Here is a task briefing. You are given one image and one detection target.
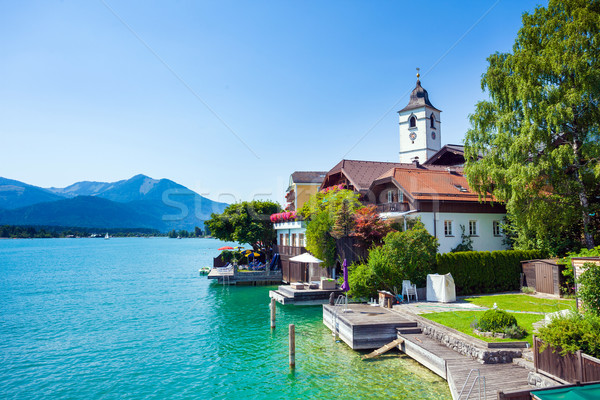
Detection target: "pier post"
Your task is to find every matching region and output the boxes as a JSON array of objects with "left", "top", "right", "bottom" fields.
[
  {"left": 289, "top": 324, "right": 295, "bottom": 369},
  {"left": 270, "top": 298, "right": 276, "bottom": 329}
]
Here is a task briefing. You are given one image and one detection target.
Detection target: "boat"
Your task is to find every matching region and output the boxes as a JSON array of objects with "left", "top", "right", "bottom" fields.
[
  {"left": 199, "top": 267, "right": 211, "bottom": 275},
  {"left": 105, "top": 233, "right": 109, "bottom": 240}
]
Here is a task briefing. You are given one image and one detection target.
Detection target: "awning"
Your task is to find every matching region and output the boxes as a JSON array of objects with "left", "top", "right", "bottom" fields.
[{"left": 531, "top": 383, "right": 600, "bottom": 400}]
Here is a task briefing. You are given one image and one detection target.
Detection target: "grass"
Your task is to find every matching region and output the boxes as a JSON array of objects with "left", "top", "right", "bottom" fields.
[
  {"left": 423, "top": 310, "right": 544, "bottom": 345},
  {"left": 463, "top": 294, "right": 575, "bottom": 314}
]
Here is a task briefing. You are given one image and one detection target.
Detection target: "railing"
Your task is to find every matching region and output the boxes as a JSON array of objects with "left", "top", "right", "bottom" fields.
[
  {"left": 375, "top": 202, "right": 410, "bottom": 213},
  {"left": 278, "top": 245, "right": 307, "bottom": 257}
]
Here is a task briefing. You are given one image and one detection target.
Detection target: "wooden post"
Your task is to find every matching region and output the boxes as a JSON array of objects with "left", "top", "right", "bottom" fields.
[
  {"left": 270, "top": 298, "right": 276, "bottom": 329},
  {"left": 289, "top": 324, "right": 296, "bottom": 369}
]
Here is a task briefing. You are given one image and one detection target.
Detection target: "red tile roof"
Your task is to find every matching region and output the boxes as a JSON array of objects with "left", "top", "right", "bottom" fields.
[{"left": 374, "top": 167, "right": 494, "bottom": 202}]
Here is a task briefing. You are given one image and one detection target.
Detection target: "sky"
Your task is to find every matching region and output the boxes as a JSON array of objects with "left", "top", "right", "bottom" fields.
[{"left": 0, "top": 0, "right": 544, "bottom": 205}]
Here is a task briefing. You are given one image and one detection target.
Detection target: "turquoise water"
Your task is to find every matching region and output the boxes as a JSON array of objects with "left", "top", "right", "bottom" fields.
[{"left": 0, "top": 238, "right": 450, "bottom": 399}]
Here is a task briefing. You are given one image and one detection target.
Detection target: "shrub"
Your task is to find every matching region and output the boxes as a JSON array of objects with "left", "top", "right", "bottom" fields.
[
  {"left": 502, "top": 324, "right": 527, "bottom": 339},
  {"left": 436, "top": 250, "right": 547, "bottom": 295},
  {"left": 476, "top": 309, "right": 517, "bottom": 333},
  {"left": 536, "top": 312, "right": 600, "bottom": 357},
  {"left": 347, "top": 262, "right": 377, "bottom": 299},
  {"left": 577, "top": 262, "right": 600, "bottom": 316}
]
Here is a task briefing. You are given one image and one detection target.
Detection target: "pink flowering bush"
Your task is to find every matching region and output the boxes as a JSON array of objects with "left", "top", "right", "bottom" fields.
[{"left": 270, "top": 211, "right": 299, "bottom": 223}]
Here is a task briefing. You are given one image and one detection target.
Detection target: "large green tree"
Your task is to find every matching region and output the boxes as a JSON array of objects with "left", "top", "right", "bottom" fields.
[
  {"left": 464, "top": 0, "right": 600, "bottom": 253},
  {"left": 300, "top": 188, "right": 361, "bottom": 267},
  {"left": 204, "top": 200, "right": 280, "bottom": 251}
]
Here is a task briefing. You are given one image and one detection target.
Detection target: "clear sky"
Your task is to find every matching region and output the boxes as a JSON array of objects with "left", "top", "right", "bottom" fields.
[{"left": 0, "top": 0, "right": 543, "bottom": 205}]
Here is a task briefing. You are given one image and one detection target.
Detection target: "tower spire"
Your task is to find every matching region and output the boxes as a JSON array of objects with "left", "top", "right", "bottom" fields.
[{"left": 416, "top": 67, "right": 420, "bottom": 83}]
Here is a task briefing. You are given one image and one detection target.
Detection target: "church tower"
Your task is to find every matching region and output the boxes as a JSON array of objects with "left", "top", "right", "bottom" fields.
[{"left": 398, "top": 72, "right": 442, "bottom": 163}]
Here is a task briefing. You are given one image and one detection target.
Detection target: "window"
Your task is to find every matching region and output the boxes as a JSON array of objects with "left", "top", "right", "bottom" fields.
[
  {"left": 444, "top": 220, "right": 453, "bottom": 237},
  {"left": 493, "top": 221, "right": 502, "bottom": 236},
  {"left": 430, "top": 114, "right": 435, "bottom": 128},
  {"left": 398, "top": 190, "right": 404, "bottom": 203},
  {"left": 469, "top": 220, "right": 478, "bottom": 236},
  {"left": 299, "top": 233, "right": 305, "bottom": 247},
  {"left": 285, "top": 234, "right": 290, "bottom": 246},
  {"left": 409, "top": 115, "right": 416, "bottom": 128},
  {"left": 291, "top": 234, "right": 296, "bottom": 247},
  {"left": 387, "top": 190, "right": 393, "bottom": 203},
  {"left": 279, "top": 234, "right": 283, "bottom": 245}
]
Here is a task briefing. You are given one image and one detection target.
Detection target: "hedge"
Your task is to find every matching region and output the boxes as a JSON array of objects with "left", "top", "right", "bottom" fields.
[{"left": 435, "top": 250, "right": 547, "bottom": 295}]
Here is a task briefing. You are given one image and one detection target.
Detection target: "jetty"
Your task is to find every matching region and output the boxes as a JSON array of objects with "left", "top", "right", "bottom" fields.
[
  {"left": 323, "top": 303, "right": 547, "bottom": 399},
  {"left": 270, "top": 284, "right": 343, "bottom": 305},
  {"left": 207, "top": 267, "right": 282, "bottom": 285}
]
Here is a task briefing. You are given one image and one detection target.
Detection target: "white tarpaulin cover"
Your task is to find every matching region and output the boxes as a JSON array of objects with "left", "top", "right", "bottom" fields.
[{"left": 426, "top": 273, "right": 456, "bottom": 303}]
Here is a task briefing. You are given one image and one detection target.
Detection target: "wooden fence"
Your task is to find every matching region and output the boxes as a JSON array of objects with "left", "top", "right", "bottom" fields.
[{"left": 533, "top": 336, "right": 600, "bottom": 384}]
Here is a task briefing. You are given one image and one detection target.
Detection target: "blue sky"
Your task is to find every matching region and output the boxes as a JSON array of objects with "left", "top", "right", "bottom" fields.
[{"left": 0, "top": 0, "right": 542, "bottom": 204}]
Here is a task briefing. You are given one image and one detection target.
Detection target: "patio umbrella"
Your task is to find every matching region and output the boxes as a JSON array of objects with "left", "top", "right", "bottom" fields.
[
  {"left": 218, "top": 246, "right": 234, "bottom": 251},
  {"left": 289, "top": 253, "right": 323, "bottom": 263},
  {"left": 243, "top": 250, "right": 261, "bottom": 257}
]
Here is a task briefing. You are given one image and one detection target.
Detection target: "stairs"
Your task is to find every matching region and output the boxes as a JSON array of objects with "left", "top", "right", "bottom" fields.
[{"left": 396, "top": 322, "right": 422, "bottom": 335}]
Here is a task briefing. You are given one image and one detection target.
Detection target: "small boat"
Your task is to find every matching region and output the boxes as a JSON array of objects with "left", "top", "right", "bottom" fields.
[
  {"left": 105, "top": 233, "right": 110, "bottom": 240},
  {"left": 199, "top": 267, "right": 211, "bottom": 275}
]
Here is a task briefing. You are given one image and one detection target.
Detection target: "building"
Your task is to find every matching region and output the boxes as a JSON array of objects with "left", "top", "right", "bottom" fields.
[
  {"left": 398, "top": 74, "right": 442, "bottom": 164},
  {"left": 274, "top": 76, "right": 507, "bottom": 276},
  {"left": 284, "top": 171, "right": 327, "bottom": 212},
  {"left": 369, "top": 166, "right": 505, "bottom": 253}
]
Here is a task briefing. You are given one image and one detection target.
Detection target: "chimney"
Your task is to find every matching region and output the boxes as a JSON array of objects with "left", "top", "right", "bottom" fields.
[{"left": 412, "top": 157, "right": 420, "bottom": 168}]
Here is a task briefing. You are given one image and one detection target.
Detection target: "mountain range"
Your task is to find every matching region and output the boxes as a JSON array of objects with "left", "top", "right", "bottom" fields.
[{"left": 0, "top": 175, "right": 228, "bottom": 232}]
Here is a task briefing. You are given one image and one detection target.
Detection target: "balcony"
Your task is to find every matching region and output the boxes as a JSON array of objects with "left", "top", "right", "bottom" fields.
[
  {"left": 376, "top": 202, "right": 410, "bottom": 213},
  {"left": 279, "top": 245, "right": 307, "bottom": 257}
]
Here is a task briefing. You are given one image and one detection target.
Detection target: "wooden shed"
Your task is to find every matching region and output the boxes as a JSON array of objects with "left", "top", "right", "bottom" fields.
[{"left": 521, "top": 259, "right": 564, "bottom": 296}]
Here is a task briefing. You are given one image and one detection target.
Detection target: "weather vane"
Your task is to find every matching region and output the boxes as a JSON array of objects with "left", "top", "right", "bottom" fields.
[{"left": 416, "top": 67, "right": 420, "bottom": 79}]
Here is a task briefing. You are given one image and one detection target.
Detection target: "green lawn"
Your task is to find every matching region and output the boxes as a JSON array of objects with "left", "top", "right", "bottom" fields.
[
  {"left": 463, "top": 294, "right": 575, "bottom": 313},
  {"left": 423, "top": 311, "right": 544, "bottom": 345}
]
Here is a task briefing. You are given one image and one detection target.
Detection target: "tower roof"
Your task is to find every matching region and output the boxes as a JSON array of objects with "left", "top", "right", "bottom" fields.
[{"left": 398, "top": 79, "right": 441, "bottom": 113}]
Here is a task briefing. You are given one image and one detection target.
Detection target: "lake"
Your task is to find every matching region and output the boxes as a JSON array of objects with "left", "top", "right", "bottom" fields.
[{"left": 0, "top": 238, "right": 450, "bottom": 399}]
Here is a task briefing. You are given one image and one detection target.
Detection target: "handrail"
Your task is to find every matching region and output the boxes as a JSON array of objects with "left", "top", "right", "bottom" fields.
[{"left": 458, "top": 369, "right": 486, "bottom": 399}]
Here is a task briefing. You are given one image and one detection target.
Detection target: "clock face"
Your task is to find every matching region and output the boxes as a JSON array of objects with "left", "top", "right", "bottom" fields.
[
  {"left": 432, "top": 132, "right": 436, "bottom": 140},
  {"left": 409, "top": 132, "right": 417, "bottom": 141}
]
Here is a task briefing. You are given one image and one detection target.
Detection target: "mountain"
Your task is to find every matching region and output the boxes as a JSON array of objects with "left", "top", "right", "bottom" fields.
[
  {"left": 0, "top": 177, "right": 64, "bottom": 209},
  {"left": 0, "top": 196, "right": 166, "bottom": 230},
  {"left": 0, "top": 175, "right": 229, "bottom": 232}
]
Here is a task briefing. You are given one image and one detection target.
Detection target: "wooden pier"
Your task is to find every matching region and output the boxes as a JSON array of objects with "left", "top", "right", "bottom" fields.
[
  {"left": 399, "top": 331, "right": 532, "bottom": 399},
  {"left": 322, "top": 304, "right": 537, "bottom": 399},
  {"left": 207, "top": 268, "right": 282, "bottom": 285},
  {"left": 270, "top": 285, "right": 343, "bottom": 305},
  {"left": 322, "top": 304, "right": 417, "bottom": 349}
]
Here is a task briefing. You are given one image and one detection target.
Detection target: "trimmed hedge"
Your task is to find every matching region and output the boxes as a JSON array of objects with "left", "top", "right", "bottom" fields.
[{"left": 435, "top": 250, "right": 547, "bottom": 295}]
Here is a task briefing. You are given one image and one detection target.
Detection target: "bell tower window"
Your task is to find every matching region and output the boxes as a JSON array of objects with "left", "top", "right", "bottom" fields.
[
  {"left": 409, "top": 115, "right": 416, "bottom": 128},
  {"left": 430, "top": 114, "right": 435, "bottom": 128}
]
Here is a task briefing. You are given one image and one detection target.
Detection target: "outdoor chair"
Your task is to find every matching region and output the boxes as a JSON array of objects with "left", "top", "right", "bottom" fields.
[{"left": 402, "top": 280, "right": 418, "bottom": 303}]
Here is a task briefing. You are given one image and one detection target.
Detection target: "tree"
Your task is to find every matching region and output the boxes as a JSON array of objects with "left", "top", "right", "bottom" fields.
[
  {"left": 351, "top": 205, "right": 391, "bottom": 250},
  {"left": 194, "top": 226, "right": 203, "bottom": 237},
  {"left": 464, "top": 0, "right": 600, "bottom": 253},
  {"left": 204, "top": 200, "right": 280, "bottom": 251},
  {"left": 577, "top": 262, "right": 600, "bottom": 316},
  {"left": 331, "top": 199, "right": 355, "bottom": 239},
  {"left": 300, "top": 187, "right": 361, "bottom": 267},
  {"left": 347, "top": 219, "right": 438, "bottom": 297}
]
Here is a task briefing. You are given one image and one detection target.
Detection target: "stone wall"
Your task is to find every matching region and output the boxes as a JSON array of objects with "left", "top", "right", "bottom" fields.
[{"left": 416, "top": 318, "right": 523, "bottom": 364}]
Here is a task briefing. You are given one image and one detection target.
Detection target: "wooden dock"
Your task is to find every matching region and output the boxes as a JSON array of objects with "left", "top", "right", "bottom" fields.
[
  {"left": 207, "top": 268, "right": 282, "bottom": 285},
  {"left": 321, "top": 304, "right": 537, "bottom": 399},
  {"left": 270, "top": 285, "right": 343, "bottom": 305},
  {"left": 398, "top": 332, "right": 532, "bottom": 399},
  {"left": 322, "top": 304, "right": 417, "bottom": 349}
]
